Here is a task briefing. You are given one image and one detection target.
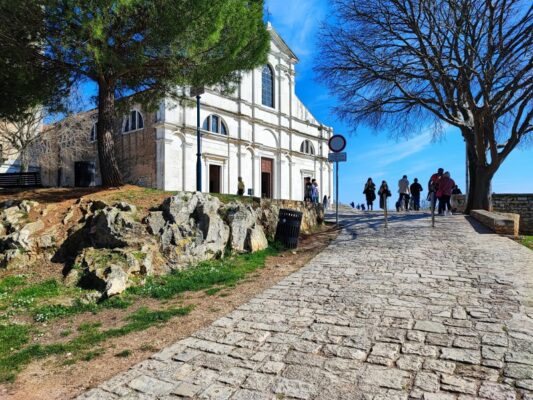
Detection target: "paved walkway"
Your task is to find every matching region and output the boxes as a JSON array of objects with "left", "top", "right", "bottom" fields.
[{"left": 79, "top": 211, "right": 533, "bottom": 400}]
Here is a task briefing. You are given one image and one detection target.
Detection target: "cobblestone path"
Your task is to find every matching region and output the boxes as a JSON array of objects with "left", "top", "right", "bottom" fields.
[{"left": 79, "top": 212, "right": 533, "bottom": 400}]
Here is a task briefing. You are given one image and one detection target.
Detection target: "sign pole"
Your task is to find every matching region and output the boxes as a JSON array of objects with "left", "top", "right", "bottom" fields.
[
  {"left": 327, "top": 134, "right": 347, "bottom": 228},
  {"left": 335, "top": 160, "right": 339, "bottom": 226},
  {"left": 431, "top": 191, "right": 436, "bottom": 228},
  {"left": 384, "top": 195, "right": 388, "bottom": 228}
]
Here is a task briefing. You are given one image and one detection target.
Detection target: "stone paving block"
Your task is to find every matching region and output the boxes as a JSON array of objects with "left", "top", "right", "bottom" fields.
[
  {"left": 403, "top": 343, "right": 439, "bottom": 357},
  {"left": 127, "top": 375, "right": 175, "bottom": 396},
  {"left": 415, "top": 372, "right": 440, "bottom": 392},
  {"left": 198, "top": 383, "right": 235, "bottom": 400},
  {"left": 478, "top": 381, "right": 516, "bottom": 400},
  {"left": 172, "top": 382, "right": 202, "bottom": 397},
  {"left": 423, "top": 360, "right": 456, "bottom": 375},
  {"left": 272, "top": 377, "right": 317, "bottom": 400},
  {"left": 359, "top": 365, "right": 411, "bottom": 390},
  {"left": 397, "top": 355, "right": 424, "bottom": 371},
  {"left": 241, "top": 372, "right": 275, "bottom": 391},
  {"left": 441, "top": 348, "right": 481, "bottom": 365},
  {"left": 440, "top": 375, "right": 478, "bottom": 395}
]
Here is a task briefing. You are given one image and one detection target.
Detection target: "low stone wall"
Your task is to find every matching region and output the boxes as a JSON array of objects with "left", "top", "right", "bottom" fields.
[
  {"left": 471, "top": 210, "right": 520, "bottom": 237},
  {"left": 492, "top": 194, "right": 533, "bottom": 235},
  {"left": 254, "top": 198, "right": 324, "bottom": 239}
]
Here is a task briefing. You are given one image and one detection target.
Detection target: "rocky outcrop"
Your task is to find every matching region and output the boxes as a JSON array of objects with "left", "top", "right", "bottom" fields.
[{"left": 1, "top": 192, "right": 323, "bottom": 297}]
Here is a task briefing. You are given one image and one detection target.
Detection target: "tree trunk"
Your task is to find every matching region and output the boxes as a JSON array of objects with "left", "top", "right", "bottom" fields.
[
  {"left": 97, "top": 80, "right": 123, "bottom": 187},
  {"left": 20, "top": 149, "right": 29, "bottom": 172},
  {"left": 466, "top": 161, "right": 494, "bottom": 212}
]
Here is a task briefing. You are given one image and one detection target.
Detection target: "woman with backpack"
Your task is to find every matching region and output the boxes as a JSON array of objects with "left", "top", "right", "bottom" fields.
[{"left": 363, "top": 178, "right": 377, "bottom": 211}]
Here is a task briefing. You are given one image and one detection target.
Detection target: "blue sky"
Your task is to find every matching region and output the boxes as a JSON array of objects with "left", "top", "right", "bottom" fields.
[{"left": 266, "top": 0, "right": 533, "bottom": 204}]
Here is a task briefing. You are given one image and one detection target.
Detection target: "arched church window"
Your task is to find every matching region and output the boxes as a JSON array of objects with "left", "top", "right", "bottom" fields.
[
  {"left": 262, "top": 64, "right": 275, "bottom": 108},
  {"left": 300, "top": 140, "right": 315, "bottom": 155},
  {"left": 203, "top": 115, "right": 228, "bottom": 135}
]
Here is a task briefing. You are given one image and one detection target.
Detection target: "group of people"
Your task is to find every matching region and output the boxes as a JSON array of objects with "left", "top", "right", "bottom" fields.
[
  {"left": 428, "top": 168, "right": 462, "bottom": 215},
  {"left": 304, "top": 177, "right": 321, "bottom": 204},
  {"left": 360, "top": 168, "right": 461, "bottom": 215}
]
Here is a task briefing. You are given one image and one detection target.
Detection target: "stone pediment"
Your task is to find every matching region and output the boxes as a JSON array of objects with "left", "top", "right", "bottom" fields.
[{"left": 267, "top": 23, "right": 299, "bottom": 63}]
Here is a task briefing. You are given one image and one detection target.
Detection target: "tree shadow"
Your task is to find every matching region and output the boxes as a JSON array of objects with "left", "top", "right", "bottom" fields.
[{"left": 0, "top": 187, "right": 108, "bottom": 205}]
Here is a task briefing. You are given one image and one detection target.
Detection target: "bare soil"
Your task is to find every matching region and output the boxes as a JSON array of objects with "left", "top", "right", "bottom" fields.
[{"left": 0, "top": 187, "right": 339, "bottom": 400}]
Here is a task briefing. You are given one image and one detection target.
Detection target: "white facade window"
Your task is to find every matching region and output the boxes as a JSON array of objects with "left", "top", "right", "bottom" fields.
[
  {"left": 124, "top": 110, "right": 144, "bottom": 133},
  {"left": 203, "top": 115, "right": 228, "bottom": 135},
  {"left": 262, "top": 65, "right": 275, "bottom": 108},
  {"left": 300, "top": 140, "right": 315, "bottom": 155},
  {"left": 90, "top": 122, "right": 98, "bottom": 142}
]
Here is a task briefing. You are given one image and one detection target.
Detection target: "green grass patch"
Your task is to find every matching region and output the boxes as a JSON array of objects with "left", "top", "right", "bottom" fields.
[
  {"left": 59, "top": 329, "right": 72, "bottom": 337},
  {"left": 0, "top": 305, "right": 193, "bottom": 383},
  {"left": 205, "top": 288, "right": 222, "bottom": 296},
  {"left": 521, "top": 235, "right": 533, "bottom": 250},
  {"left": 115, "top": 349, "right": 132, "bottom": 358},
  {"left": 0, "top": 276, "right": 27, "bottom": 295},
  {"left": 210, "top": 193, "right": 255, "bottom": 204},
  {"left": 0, "top": 324, "right": 30, "bottom": 356},
  {"left": 129, "top": 246, "right": 280, "bottom": 300}
]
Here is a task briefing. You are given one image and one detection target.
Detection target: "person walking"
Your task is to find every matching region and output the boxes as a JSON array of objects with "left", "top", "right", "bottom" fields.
[
  {"left": 428, "top": 168, "right": 444, "bottom": 211},
  {"left": 437, "top": 172, "right": 455, "bottom": 215},
  {"left": 311, "top": 179, "right": 319, "bottom": 204},
  {"left": 237, "top": 177, "right": 245, "bottom": 196},
  {"left": 398, "top": 175, "right": 410, "bottom": 211},
  {"left": 363, "top": 178, "right": 376, "bottom": 211},
  {"left": 410, "top": 178, "right": 423, "bottom": 211},
  {"left": 378, "top": 181, "right": 392, "bottom": 210}
]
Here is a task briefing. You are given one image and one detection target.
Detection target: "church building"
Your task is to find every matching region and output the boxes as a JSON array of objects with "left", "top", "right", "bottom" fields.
[{"left": 44, "top": 24, "right": 334, "bottom": 201}]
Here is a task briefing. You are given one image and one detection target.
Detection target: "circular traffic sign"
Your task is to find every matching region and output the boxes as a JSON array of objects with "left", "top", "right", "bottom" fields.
[{"left": 328, "top": 134, "right": 347, "bottom": 153}]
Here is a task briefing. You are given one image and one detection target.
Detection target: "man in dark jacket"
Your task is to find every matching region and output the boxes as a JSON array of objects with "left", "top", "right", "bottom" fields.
[{"left": 410, "top": 178, "right": 423, "bottom": 211}]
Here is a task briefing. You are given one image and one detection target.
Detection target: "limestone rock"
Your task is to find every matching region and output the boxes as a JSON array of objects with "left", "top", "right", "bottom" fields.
[
  {"left": 145, "top": 211, "right": 166, "bottom": 235},
  {"left": 162, "top": 193, "right": 200, "bottom": 225},
  {"left": 225, "top": 204, "right": 257, "bottom": 252},
  {"left": 87, "top": 205, "right": 137, "bottom": 248},
  {"left": 105, "top": 264, "right": 129, "bottom": 297},
  {"left": 246, "top": 225, "right": 268, "bottom": 252}
]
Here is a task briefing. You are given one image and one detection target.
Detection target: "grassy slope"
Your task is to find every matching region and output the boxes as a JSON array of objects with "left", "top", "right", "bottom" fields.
[{"left": 0, "top": 246, "right": 279, "bottom": 383}]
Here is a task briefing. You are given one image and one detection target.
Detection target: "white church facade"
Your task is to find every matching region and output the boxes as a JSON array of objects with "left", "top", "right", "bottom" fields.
[
  {"left": 43, "top": 25, "right": 334, "bottom": 202},
  {"left": 155, "top": 25, "right": 333, "bottom": 200}
]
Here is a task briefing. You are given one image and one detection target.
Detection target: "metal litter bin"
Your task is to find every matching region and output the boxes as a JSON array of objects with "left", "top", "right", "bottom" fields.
[{"left": 275, "top": 209, "right": 303, "bottom": 249}]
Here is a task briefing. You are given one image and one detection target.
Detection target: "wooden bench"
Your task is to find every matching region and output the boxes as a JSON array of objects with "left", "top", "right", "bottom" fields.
[
  {"left": 0, "top": 172, "right": 42, "bottom": 188},
  {"left": 470, "top": 209, "right": 520, "bottom": 237}
]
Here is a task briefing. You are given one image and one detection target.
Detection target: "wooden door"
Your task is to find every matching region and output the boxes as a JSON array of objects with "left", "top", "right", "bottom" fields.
[
  {"left": 261, "top": 158, "right": 273, "bottom": 198},
  {"left": 209, "top": 165, "right": 221, "bottom": 193}
]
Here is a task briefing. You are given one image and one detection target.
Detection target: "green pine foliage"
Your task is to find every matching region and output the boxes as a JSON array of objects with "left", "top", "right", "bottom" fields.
[{"left": 0, "top": 0, "right": 270, "bottom": 184}]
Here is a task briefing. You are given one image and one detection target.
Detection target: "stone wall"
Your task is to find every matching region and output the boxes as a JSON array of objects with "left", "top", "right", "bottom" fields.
[
  {"left": 493, "top": 194, "right": 533, "bottom": 235},
  {"left": 470, "top": 210, "right": 520, "bottom": 237},
  {"left": 256, "top": 198, "right": 324, "bottom": 238}
]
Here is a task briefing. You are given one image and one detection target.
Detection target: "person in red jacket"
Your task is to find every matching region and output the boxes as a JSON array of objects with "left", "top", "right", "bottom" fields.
[{"left": 437, "top": 172, "right": 455, "bottom": 215}]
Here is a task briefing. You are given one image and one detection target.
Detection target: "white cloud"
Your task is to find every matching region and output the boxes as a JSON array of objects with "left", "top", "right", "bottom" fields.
[{"left": 358, "top": 131, "right": 434, "bottom": 168}]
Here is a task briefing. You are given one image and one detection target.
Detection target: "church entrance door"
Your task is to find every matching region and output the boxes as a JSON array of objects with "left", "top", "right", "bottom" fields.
[
  {"left": 209, "top": 164, "right": 221, "bottom": 194},
  {"left": 261, "top": 158, "right": 273, "bottom": 199}
]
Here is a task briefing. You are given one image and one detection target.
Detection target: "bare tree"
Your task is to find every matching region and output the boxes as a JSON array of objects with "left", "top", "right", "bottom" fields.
[
  {"left": 317, "top": 0, "right": 532, "bottom": 211},
  {"left": 0, "top": 110, "right": 43, "bottom": 172}
]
